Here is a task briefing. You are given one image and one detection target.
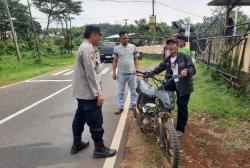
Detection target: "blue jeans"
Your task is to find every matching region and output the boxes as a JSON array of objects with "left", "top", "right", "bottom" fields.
[{"left": 117, "top": 73, "right": 137, "bottom": 109}]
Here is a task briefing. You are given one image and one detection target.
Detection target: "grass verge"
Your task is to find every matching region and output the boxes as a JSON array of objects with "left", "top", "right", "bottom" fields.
[
  {"left": 139, "top": 54, "right": 163, "bottom": 68},
  {"left": 0, "top": 53, "right": 75, "bottom": 87},
  {"left": 189, "top": 64, "right": 250, "bottom": 122}
]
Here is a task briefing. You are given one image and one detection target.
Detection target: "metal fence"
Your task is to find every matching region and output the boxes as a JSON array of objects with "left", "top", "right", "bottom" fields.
[
  {"left": 194, "top": 33, "right": 249, "bottom": 80},
  {"left": 190, "top": 19, "right": 250, "bottom": 82},
  {"left": 195, "top": 15, "right": 250, "bottom": 38}
]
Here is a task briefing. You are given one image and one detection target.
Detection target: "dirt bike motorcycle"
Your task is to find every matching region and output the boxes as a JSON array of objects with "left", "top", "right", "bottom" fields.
[{"left": 134, "top": 71, "right": 180, "bottom": 168}]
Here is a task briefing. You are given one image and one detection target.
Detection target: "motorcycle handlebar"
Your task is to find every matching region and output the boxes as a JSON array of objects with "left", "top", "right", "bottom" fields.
[
  {"left": 136, "top": 71, "right": 182, "bottom": 79},
  {"left": 136, "top": 71, "right": 146, "bottom": 75}
]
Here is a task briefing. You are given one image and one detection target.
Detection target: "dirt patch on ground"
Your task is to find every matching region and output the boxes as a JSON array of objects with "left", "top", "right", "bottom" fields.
[
  {"left": 120, "top": 112, "right": 250, "bottom": 168},
  {"left": 120, "top": 111, "right": 162, "bottom": 168},
  {"left": 179, "top": 123, "right": 250, "bottom": 168}
]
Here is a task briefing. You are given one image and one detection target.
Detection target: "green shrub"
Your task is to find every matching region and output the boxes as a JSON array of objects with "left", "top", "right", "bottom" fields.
[
  {"left": 73, "top": 37, "right": 82, "bottom": 47},
  {"left": 41, "top": 39, "right": 59, "bottom": 56},
  {"left": 17, "top": 39, "right": 27, "bottom": 52},
  {"left": 54, "top": 37, "right": 65, "bottom": 50},
  {"left": 5, "top": 40, "right": 15, "bottom": 54},
  {"left": 0, "top": 41, "right": 7, "bottom": 55}
]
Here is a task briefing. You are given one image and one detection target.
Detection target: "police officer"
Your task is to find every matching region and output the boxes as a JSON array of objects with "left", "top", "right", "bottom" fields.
[{"left": 71, "top": 25, "right": 116, "bottom": 158}]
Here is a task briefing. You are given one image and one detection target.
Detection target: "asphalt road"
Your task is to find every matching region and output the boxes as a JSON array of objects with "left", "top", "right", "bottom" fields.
[{"left": 0, "top": 63, "right": 129, "bottom": 168}]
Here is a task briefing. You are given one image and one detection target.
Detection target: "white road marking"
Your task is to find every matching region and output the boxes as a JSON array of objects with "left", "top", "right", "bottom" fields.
[
  {"left": 103, "top": 92, "right": 130, "bottom": 168},
  {"left": 25, "top": 80, "right": 72, "bottom": 83},
  {"left": 101, "top": 68, "right": 110, "bottom": 75},
  {"left": 52, "top": 69, "right": 71, "bottom": 76},
  {"left": 0, "top": 85, "right": 72, "bottom": 125},
  {"left": 63, "top": 70, "right": 74, "bottom": 76},
  {"left": 0, "top": 67, "right": 73, "bottom": 90}
]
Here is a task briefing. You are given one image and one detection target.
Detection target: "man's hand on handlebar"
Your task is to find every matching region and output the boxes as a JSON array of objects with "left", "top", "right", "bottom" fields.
[
  {"left": 144, "top": 71, "right": 154, "bottom": 77},
  {"left": 181, "top": 69, "right": 188, "bottom": 77}
]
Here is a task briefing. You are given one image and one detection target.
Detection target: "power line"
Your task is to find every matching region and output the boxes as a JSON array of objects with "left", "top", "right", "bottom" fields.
[
  {"left": 98, "top": 0, "right": 151, "bottom": 3},
  {"left": 156, "top": 1, "right": 204, "bottom": 18},
  {"left": 154, "top": 2, "right": 163, "bottom": 23}
]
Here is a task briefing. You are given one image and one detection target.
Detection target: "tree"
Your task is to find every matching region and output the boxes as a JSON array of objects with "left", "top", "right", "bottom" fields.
[
  {"left": 0, "top": 0, "right": 31, "bottom": 40},
  {"left": 135, "top": 18, "right": 149, "bottom": 35},
  {"left": 55, "top": 0, "right": 83, "bottom": 53},
  {"left": 33, "top": 0, "right": 83, "bottom": 52},
  {"left": 32, "top": 0, "right": 67, "bottom": 37}
]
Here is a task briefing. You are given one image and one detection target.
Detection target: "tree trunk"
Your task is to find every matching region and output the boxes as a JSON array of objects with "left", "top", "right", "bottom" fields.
[
  {"left": 65, "top": 20, "right": 70, "bottom": 54},
  {"left": 3, "top": 0, "right": 21, "bottom": 61},
  {"left": 60, "top": 20, "right": 67, "bottom": 52},
  {"left": 27, "top": 0, "right": 41, "bottom": 62},
  {"left": 4, "top": 17, "right": 7, "bottom": 42},
  {"left": 44, "top": 15, "right": 51, "bottom": 38},
  {"left": 69, "top": 18, "right": 73, "bottom": 53}
]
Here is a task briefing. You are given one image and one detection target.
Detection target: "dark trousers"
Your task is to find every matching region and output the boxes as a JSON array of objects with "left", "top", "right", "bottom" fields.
[
  {"left": 164, "top": 80, "right": 190, "bottom": 133},
  {"left": 72, "top": 99, "right": 104, "bottom": 143}
]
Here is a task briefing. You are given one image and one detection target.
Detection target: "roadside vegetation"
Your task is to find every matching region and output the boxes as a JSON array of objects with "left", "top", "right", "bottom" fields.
[
  {"left": 0, "top": 40, "right": 75, "bottom": 87},
  {"left": 0, "top": 53, "right": 75, "bottom": 87},
  {"left": 190, "top": 64, "right": 250, "bottom": 121}
]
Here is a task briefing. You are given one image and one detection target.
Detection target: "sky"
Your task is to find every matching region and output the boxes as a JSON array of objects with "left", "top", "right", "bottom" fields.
[{"left": 20, "top": 0, "right": 250, "bottom": 29}]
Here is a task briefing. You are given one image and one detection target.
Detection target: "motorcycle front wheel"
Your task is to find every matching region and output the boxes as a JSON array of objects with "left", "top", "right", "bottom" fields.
[
  {"left": 134, "top": 94, "right": 142, "bottom": 120},
  {"left": 161, "top": 121, "right": 180, "bottom": 168}
]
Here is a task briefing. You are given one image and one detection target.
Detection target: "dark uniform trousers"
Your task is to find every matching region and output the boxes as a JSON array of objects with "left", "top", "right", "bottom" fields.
[
  {"left": 72, "top": 99, "right": 104, "bottom": 143},
  {"left": 163, "top": 79, "right": 190, "bottom": 133}
]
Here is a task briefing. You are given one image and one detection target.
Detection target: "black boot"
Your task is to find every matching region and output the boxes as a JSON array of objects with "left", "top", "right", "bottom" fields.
[
  {"left": 93, "top": 140, "right": 116, "bottom": 159},
  {"left": 71, "top": 136, "right": 89, "bottom": 154}
]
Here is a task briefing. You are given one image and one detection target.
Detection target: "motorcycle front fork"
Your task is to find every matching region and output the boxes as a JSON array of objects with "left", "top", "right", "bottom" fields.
[
  {"left": 158, "top": 117, "right": 165, "bottom": 149},
  {"left": 158, "top": 114, "right": 173, "bottom": 149}
]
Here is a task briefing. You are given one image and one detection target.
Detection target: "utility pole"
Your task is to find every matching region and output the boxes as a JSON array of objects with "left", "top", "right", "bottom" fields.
[
  {"left": 3, "top": 0, "right": 21, "bottom": 61},
  {"left": 152, "top": 0, "right": 155, "bottom": 16},
  {"left": 185, "top": 17, "right": 191, "bottom": 44},
  {"left": 152, "top": 0, "right": 156, "bottom": 44},
  {"left": 123, "top": 19, "right": 128, "bottom": 30},
  {"left": 27, "top": 0, "right": 41, "bottom": 62}
]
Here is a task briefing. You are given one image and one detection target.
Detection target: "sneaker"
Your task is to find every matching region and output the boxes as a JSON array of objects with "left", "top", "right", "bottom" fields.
[{"left": 115, "top": 108, "right": 123, "bottom": 114}]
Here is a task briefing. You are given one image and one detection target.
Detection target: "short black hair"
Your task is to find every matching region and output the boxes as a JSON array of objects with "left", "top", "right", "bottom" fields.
[
  {"left": 119, "top": 31, "right": 128, "bottom": 37},
  {"left": 84, "top": 31, "right": 92, "bottom": 38},
  {"left": 166, "top": 38, "right": 178, "bottom": 44}
]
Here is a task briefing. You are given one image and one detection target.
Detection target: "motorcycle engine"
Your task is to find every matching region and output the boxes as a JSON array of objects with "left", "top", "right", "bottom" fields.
[{"left": 140, "top": 103, "right": 157, "bottom": 133}]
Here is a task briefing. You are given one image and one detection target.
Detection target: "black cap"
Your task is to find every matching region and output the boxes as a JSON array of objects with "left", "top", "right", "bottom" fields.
[
  {"left": 85, "top": 25, "right": 102, "bottom": 36},
  {"left": 166, "top": 38, "right": 178, "bottom": 44}
]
